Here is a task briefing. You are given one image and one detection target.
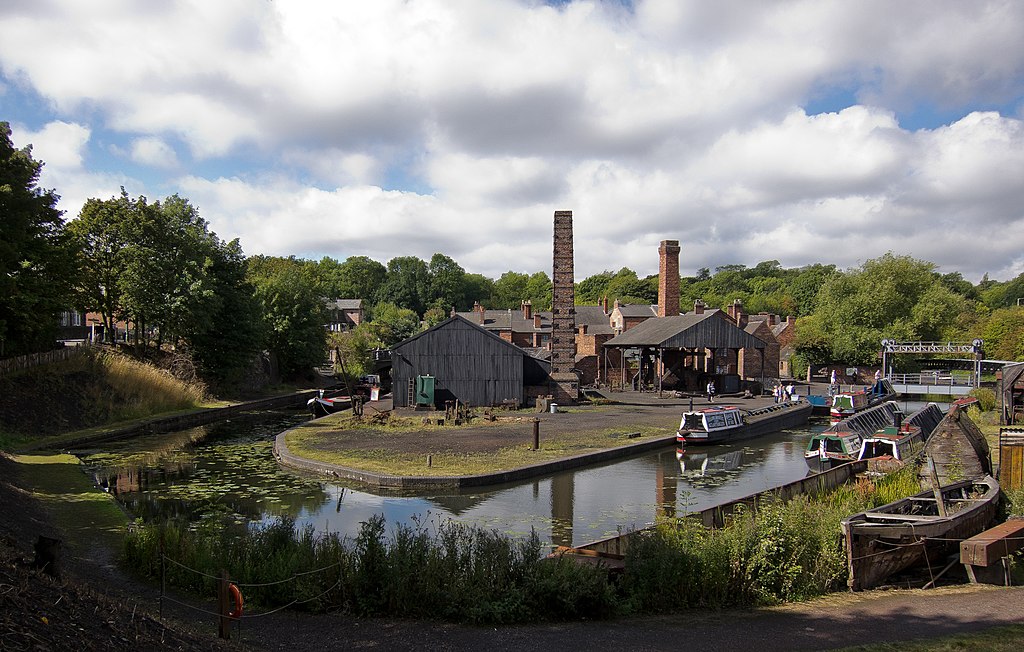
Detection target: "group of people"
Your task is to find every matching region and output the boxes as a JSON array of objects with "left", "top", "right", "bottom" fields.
[{"left": 773, "top": 382, "right": 796, "bottom": 403}]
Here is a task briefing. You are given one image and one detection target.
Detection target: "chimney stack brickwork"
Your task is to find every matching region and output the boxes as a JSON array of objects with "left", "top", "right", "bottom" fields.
[
  {"left": 658, "top": 240, "right": 681, "bottom": 317},
  {"left": 550, "top": 210, "right": 578, "bottom": 403}
]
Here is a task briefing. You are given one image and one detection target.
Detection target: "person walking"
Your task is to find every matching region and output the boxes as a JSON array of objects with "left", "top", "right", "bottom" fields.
[{"left": 707, "top": 380, "right": 716, "bottom": 403}]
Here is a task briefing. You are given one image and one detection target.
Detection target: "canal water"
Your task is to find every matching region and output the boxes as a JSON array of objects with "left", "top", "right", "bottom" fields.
[{"left": 75, "top": 400, "right": 943, "bottom": 547}]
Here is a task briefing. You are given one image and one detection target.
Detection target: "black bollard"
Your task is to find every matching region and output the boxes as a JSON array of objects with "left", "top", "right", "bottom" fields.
[{"left": 532, "top": 418, "right": 540, "bottom": 450}]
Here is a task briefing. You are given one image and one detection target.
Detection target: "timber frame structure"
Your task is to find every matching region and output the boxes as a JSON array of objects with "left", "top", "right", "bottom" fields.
[{"left": 603, "top": 313, "right": 768, "bottom": 394}]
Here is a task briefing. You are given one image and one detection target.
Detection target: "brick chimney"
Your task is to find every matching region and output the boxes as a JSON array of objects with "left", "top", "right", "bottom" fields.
[
  {"left": 602, "top": 296, "right": 609, "bottom": 314},
  {"left": 550, "top": 210, "right": 578, "bottom": 403},
  {"left": 694, "top": 299, "right": 705, "bottom": 315},
  {"left": 522, "top": 300, "right": 533, "bottom": 320},
  {"left": 729, "top": 299, "right": 746, "bottom": 327},
  {"left": 534, "top": 313, "right": 542, "bottom": 329},
  {"left": 473, "top": 301, "right": 485, "bottom": 324},
  {"left": 658, "top": 240, "right": 680, "bottom": 317}
]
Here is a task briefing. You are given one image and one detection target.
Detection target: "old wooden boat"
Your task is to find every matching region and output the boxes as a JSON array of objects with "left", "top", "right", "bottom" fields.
[
  {"left": 830, "top": 379, "right": 898, "bottom": 420},
  {"left": 677, "top": 400, "right": 812, "bottom": 445},
  {"left": 841, "top": 475, "right": 999, "bottom": 591}
]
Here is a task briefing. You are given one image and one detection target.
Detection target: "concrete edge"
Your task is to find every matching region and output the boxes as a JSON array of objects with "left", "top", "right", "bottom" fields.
[{"left": 274, "top": 429, "right": 679, "bottom": 490}]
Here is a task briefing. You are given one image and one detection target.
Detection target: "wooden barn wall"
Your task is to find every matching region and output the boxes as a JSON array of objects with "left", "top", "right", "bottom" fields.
[{"left": 392, "top": 321, "right": 527, "bottom": 408}]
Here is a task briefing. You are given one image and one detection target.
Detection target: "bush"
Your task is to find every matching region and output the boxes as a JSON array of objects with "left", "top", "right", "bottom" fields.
[{"left": 969, "top": 387, "right": 997, "bottom": 412}]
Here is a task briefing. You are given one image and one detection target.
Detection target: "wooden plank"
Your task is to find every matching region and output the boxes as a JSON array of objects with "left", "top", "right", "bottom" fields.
[{"left": 960, "top": 518, "right": 1024, "bottom": 567}]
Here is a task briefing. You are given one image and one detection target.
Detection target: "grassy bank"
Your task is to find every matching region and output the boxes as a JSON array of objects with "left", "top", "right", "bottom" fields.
[
  {"left": 0, "top": 349, "right": 208, "bottom": 449},
  {"left": 284, "top": 411, "right": 673, "bottom": 476},
  {"left": 13, "top": 453, "right": 127, "bottom": 563}
]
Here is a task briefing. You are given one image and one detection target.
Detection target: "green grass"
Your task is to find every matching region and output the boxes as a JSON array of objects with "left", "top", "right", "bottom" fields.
[
  {"left": 284, "top": 414, "right": 672, "bottom": 476},
  {"left": 14, "top": 453, "right": 127, "bottom": 559}
]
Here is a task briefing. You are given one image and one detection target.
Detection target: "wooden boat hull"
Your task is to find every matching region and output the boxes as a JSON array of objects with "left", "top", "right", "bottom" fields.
[
  {"left": 841, "top": 476, "right": 999, "bottom": 591},
  {"left": 679, "top": 401, "right": 812, "bottom": 445}
]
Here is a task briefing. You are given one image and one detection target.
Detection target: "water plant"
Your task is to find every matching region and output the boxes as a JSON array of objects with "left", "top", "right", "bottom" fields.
[{"left": 123, "top": 513, "right": 616, "bottom": 624}]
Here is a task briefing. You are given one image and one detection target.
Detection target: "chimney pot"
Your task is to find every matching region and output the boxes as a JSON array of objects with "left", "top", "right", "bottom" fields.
[{"left": 694, "top": 299, "right": 705, "bottom": 315}]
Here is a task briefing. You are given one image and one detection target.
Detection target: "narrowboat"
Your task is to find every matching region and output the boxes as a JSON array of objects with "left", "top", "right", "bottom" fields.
[
  {"left": 830, "top": 379, "right": 898, "bottom": 420},
  {"left": 804, "top": 429, "right": 863, "bottom": 469},
  {"left": 676, "top": 400, "right": 812, "bottom": 445}
]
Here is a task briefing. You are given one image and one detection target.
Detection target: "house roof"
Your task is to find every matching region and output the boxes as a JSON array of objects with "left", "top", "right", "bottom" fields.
[
  {"left": 604, "top": 311, "right": 769, "bottom": 350},
  {"left": 614, "top": 303, "right": 658, "bottom": 318},
  {"left": 574, "top": 305, "right": 614, "bottom": 335},
  {"left": 454, "top": 309, "right": 551, "bottom": 333},
  {"left": 327, "top": 298, "right": 363, "bottom": 310},
  {"left": 392, "top": 315, "right": 550, "bottom": 367}
]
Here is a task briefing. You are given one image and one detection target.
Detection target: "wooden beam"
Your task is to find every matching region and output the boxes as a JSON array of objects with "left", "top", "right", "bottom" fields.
[{"left": 960, "top": 518, "right": 1024, "bottom": 567}]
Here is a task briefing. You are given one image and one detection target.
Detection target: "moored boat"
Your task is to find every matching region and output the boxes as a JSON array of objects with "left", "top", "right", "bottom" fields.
[
  {"left": 841, "top": 475, "right": 999, "bottom": 591},
  {"left": 804, "top": 428, "right": 863, "bottom": 468},
  {"left": 307, "top": 392, "right": 353, "bottom": 416},
  {"left": 676, "top": 400, "right": 812, "bottom": 445},
  {"left": 856, "top": 417, "right": 926, "bottom": 474},
  {"left": 830, "top": 379, "right": 898, "bottom": 420}
]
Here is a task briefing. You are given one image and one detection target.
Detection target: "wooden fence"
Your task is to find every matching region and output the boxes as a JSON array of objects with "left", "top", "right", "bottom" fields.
[{"left": 0, "top": 347, "right": 85, "bottom": 376}]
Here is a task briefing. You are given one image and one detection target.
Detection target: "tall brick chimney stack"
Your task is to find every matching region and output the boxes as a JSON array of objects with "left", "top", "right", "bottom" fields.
[
  {"left": 550, "top": 210, "right": 578, "bottom": 403},
  {"left": 658, "top": 240, "right": 680, "bottom": 317},
  {"left": 522, "top": 300, "right": 533, "bottom": 320}
]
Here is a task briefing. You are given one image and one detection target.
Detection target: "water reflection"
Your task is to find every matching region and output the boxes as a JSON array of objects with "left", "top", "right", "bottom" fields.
[{"left": 78, "top": 411, "right": 829, "bottom": 547}]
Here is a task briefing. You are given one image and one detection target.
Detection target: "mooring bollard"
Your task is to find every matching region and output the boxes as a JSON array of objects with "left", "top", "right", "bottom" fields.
[
  {"left": 532, "top": 418, "right": 540, "bottom": 450},
  {"left": 427, "top": 454, "right": 432, "bottom": 467}
]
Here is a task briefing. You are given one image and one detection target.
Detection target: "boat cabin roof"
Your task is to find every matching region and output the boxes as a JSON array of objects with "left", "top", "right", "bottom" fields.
[{"left": 863, "top": 424, "right": 921, "bottom": 441}]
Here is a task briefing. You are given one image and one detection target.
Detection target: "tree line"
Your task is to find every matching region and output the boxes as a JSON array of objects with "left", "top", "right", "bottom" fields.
[{"left": 3, "top": 121, "right": 1023, "bottom": 391}]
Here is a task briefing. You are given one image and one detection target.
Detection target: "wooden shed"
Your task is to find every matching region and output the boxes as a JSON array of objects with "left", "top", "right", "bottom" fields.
[
  {"left": 603, "top": 311, "right": 769, "bottom": 393},
  {"left": 390, "top": 315, "right": 551, "bottom": 409}
]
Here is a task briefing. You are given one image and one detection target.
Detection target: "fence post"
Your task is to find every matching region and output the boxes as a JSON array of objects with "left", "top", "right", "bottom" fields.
[{"left": 218, "top": 569, "right": 231, "bottom": 640}]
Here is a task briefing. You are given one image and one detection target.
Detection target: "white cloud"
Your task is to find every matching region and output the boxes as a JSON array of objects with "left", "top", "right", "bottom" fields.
[
  {"left": 130, "top": 136, "right": 179, "bottom": 169},
  {"left": 2, "top": 1, "right": 1023, "bottom": 282}
]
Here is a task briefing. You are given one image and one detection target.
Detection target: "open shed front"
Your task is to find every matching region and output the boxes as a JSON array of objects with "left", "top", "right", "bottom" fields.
[{"left": 603, "top": 313, "right": 769, "bottom": 395}]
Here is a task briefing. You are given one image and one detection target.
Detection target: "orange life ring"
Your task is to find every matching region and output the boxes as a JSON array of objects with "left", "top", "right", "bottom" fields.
[{"left": 227, "top": 583, "right": 244, "bottom": 619}]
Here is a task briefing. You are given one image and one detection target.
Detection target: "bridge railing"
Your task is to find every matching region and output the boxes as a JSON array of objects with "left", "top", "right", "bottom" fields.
[{"left": 888, "top": 371, "right": 976, "bottom": 386}]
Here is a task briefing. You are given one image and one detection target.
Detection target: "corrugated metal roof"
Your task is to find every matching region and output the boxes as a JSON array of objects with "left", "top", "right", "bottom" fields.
[{"left": 605, "top": 313, "right": 768, "bottom": 349}]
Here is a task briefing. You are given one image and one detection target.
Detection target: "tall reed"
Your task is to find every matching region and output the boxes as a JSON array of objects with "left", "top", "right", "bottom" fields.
[
  {"left": 123, "top": 514, "right": 616, "bottom": 624},
  {"left": 621, "top": 468, "right": 922, "bottom": 610}
]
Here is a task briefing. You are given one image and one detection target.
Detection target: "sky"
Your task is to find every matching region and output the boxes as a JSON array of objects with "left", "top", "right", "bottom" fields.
[{"left": 2, "top": 0, "right": 1023, "bottom": 283}]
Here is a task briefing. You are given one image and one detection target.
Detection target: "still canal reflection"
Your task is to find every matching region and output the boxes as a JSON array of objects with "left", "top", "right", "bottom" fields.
[{"left": 74, "top": 404, "right": 933, "bottom": 547}]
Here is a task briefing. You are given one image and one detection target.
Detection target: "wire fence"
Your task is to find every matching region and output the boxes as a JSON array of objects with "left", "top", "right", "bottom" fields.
[{"left": 158, "top": 554, "right": 346, "bottom": 640}]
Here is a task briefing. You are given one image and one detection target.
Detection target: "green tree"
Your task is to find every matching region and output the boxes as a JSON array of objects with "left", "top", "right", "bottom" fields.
[
  {"left": 977, "top": 307, "right": 1024, "bottom": 361},
  {"left": 248, "top": 257, "right": 327, "bottom": 376},
  {"left": 376, "top": 256, "right": 429, "bottom": 315},
  {"left": 185, "top": 238, "right": 264, "bottom": 388},
  {"left": 427, "top": 253, "right": 467, "bottom": 311},
  {"left": 328, "top": 255, "right": 387, "bottom": 301},
  {"left": 576, "top": 271, "right": 614, "bottom": 305},
  {"left": 524, "top": 271, "right": 553, "bottom": 311},
  {"left": 789, "top": 264, "right": 839, "bottom": 317},
  {"left": 369, "top": 302, "right": 421, "bottom": 347},
  {"left": 462, "top": 273, "right": 495, "bottom": 307},
  {"left": 0, "top": 123, "right": 76, "bottom": 356},
  {"left": 797, "top": 253, "right": 943, "bottom": 365},
  {"left": 68, "top": 192, "right": 132, "bottom": 343},
  {"left": 492, "top": 271, "right": 529, "bottom": 309}
]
